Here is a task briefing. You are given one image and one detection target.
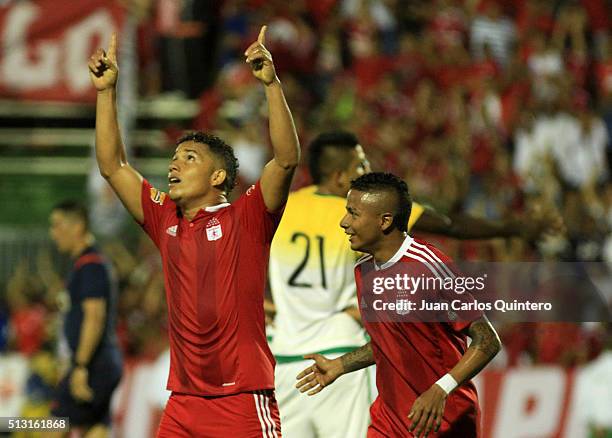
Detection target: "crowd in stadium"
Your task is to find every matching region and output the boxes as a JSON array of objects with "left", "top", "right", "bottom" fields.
[{"left": 0, "top": 0, "right": 611, "bottom": 432}]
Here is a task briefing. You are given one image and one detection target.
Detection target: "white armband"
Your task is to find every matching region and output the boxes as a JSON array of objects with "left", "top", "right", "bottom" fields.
[{"left": 435, "top": 373, "right": 458, "bottom": 395}]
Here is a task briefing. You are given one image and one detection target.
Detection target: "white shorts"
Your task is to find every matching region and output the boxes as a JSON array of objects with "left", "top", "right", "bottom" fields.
[{"left": 275, "top": 358, "right": 372, "bottom": 438}]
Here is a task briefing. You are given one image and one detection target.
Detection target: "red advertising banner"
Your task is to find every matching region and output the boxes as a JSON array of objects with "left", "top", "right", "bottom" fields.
[
  {"left": 0, "top": 0, "right": 126, "bottom": 102},
  {"left": 0, "top": 351, "right": 603, "bottom": 437},
  {"left": 108, "top": 360, "right": 598, "bottom": 438}
]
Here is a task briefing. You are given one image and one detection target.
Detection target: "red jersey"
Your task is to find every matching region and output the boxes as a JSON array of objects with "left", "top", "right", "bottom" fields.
[
  {"left": 355, "top": 236, "right": 482, "bottom": 437},
  {"left": 140, "top": 180, "right": 283, "bottom": 396}
]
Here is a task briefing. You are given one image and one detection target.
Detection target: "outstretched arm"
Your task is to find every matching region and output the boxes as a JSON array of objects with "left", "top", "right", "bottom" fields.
[
  {"left": 89, "top": 33, "right": 144, "bottom": 223},
  {"left": 245, "top": 26, "right": 300, "bottom": 212},
  {"left": 295, "top": 343, "right": 374, "bottom": 396},
  {"left": 414, "top": 209, "right": 520, "bottom": 239},
  {"left": 414, "top": 207, "right": 564, "bottom": 241},
  {"left": 408, "top": 316, "right": 501, "bottom": 437}
]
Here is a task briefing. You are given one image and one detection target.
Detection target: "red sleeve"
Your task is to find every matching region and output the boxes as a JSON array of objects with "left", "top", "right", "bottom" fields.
[
  {"left": 140, "top": 179, "right": 175, "bottom": 247},
  {"left": 233, "top": 181, "right": 285, "bottom": 243},
  {"left": 416, "top": 241, "right": 483, "bottom": 333},
  {"left": 445, "top": 261, "right": 484, "bottom": 333}
]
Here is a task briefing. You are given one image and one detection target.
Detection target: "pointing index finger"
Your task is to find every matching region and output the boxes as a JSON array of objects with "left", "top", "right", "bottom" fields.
[
  {"left": 108, "top": 32, "right": 117, "bottom": 63},
  {"left": 258, "top": 25, "right": 267, "bottom": 45}
]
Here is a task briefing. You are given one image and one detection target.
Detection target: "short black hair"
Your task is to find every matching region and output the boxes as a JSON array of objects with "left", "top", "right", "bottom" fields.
[
  {"left": 176, "top": 131, "right": 239, "bottom": 194},
  {"left": 308, "top": 131, "right": 360, "bottom": 184},
  {"left": 350, "top": 172, "right": 412, "bottom": 233},
  {"left": 52, "top": 200, "right": 89, "bottom": 230}
]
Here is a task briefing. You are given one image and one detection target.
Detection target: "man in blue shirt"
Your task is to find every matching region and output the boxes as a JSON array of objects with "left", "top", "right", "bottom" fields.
[{"left": 48, "top": 201, "right": 122, "bottom": 437}]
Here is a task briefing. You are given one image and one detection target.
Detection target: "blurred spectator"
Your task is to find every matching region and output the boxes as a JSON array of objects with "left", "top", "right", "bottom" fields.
[
  {"left": 0, "top": 309, "right": 7, "bottom": 352},
  {"left": 341, "top": 0, "right": 399, "bottom": 55},
  {"left": 470, "top": 1, "right": 516, "bottom": 67},
  {"left": 228, "top": 121, "right": 268, "bottom": 185},
  {"left": 527, "top": 31, "right": 563, "bottom": 103},
  {"left": 6, "top": 261, "right": 49, "bottom": 357},
  {"left": 551, "top": 1, "right": 590, "bottom": 88},
  {"left": 156, "top": 0, "right": 221, "bottom": 97},
  {"left": 603, "top": 182, "right": 612, "bottom": 268},
  {"left": 551, "top": 105, "right": 609, "bottom": 190}
]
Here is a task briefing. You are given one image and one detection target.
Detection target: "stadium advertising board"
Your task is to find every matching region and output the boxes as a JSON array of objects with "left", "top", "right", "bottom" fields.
[{"left": 0, "top": 0, "right": 125, "bottom": 102}]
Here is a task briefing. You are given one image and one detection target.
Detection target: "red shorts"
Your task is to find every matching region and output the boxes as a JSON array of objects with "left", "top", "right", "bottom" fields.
[
  {"left": 368, "top": 397, "right": 401, "bottom": 438},
  {"left": 157, "top": 390, "right": 282, "bottom": 437},
  {"left": 368, "top": 396, "right": 480, "bottom": 438}
]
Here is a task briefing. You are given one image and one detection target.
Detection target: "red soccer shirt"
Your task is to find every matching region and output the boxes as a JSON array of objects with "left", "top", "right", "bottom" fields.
[
  {"left": 356, "top": 236, "right": 482, "bottom": 436},
  {"left": 140, "top": 180, "right": 282, "bottom": 396}
]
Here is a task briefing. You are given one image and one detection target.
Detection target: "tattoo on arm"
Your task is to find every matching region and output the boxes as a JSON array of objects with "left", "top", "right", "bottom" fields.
[
  {"left": 468, "top": 318, "right": 501, "bottom": 357},
  {"left": 341, "top": 343, "right": 375, "bottom": 374}
]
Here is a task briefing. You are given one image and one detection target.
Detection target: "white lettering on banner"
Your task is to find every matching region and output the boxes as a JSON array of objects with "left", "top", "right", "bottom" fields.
[
  {"left": 492, "top": 368, "right": 566, "bottom": 438},
  {"left": 64, "top": 10, "right": 115, "bottom": 94},
  {"left": 0, "top": 2, "right": 116, "bottom": 96},
  {"left": 562, "top": 368, "right": 588, "bottom": 438},
  {"left": 0, "top": 354, "right": 29, "bottom": 417},
  {"left": 111, "top": 351, "right": 170, "bottom": 437},
  {"left": 1, "top": 2, "right": 60, "bottom": 89}
]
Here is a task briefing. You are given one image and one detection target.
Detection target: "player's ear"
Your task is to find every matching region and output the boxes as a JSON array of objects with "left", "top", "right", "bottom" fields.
[
  {"left": 211, "top": 169, "right": 227, "bottom": 188},
  {"left": 336, "top": 169, "right": 353, "bottom": 192},
  {"left": 75, "top": 218, "right": 88, "bottom": 237},
  {"left": 331, "top": 169, "right": 345, "bottom": 188},
  {"left": 380, "top": 212, "right": 394, "bottom": 233}
]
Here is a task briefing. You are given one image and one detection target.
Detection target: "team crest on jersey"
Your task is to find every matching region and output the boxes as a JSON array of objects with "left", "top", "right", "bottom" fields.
[
  {"left": 206, "top": 218, "right": 223, "bottom": 241},
  {"left": 246, "top": 184, "right": 255, "bottom": 196},
  {"left": 166, "top": 225, "right": 177, "bottom": 237},
  {"left": 150, "top": 188, "right": 166, "bottom": 205}
]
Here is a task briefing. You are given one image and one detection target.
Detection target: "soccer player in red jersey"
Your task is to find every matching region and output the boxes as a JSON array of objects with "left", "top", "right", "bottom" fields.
[
  {"left": 296, "top": 173, "right": 501, "bottom": 438},
  {"left": 88, "top": 26, "right": 299, "bottom": 437}
]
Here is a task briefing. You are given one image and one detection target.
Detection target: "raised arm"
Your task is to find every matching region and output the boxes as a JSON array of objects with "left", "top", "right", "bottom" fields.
[
  {"left": 408, "top": 316, "right": 501, "bottom": 437},
  {"left": 89, "top": 33, "right": 144, "bottom": 223},
  {"left": 414, "top": 209, "right": 521, "bottom": 239},
  {"left": 414, "top": 206, "right": 564, "bottom": 241},
  {"left": 244, "top": 26, "right": 300, "bottom": 212}
]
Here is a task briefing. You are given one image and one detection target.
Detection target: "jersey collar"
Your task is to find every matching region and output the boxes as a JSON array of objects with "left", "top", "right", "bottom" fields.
[
  {"left": 374, "top": 234, "right": 413, "bottom": 271},
  {"left": 204, "top": 203, "right": 230, "bottom": 213}
]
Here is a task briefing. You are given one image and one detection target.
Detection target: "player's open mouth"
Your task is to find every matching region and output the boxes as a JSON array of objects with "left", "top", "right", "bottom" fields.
[{"left": 168, "top": 176, "right": 181, "bottom": 186}]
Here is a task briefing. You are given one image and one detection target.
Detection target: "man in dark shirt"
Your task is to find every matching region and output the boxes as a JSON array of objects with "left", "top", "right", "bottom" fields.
[{"left": 48, "top": 201, "right": 122, "bottom": 437}]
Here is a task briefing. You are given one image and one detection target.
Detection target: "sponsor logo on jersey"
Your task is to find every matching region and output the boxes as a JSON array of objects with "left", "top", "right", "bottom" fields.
[
  {"left": 166, "top": 225, "right": 177, "bottom": 237},
  {"left": 206, "top": 218, "right": 223, "bottom": 241},
  {"left": 150, "top": 188, "right": 166, "bottom": 205}
]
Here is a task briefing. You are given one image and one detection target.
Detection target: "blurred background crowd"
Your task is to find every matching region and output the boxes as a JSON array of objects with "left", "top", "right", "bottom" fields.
[{"left": 0, "top": 0, "right": 611, "bottom": 435}]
